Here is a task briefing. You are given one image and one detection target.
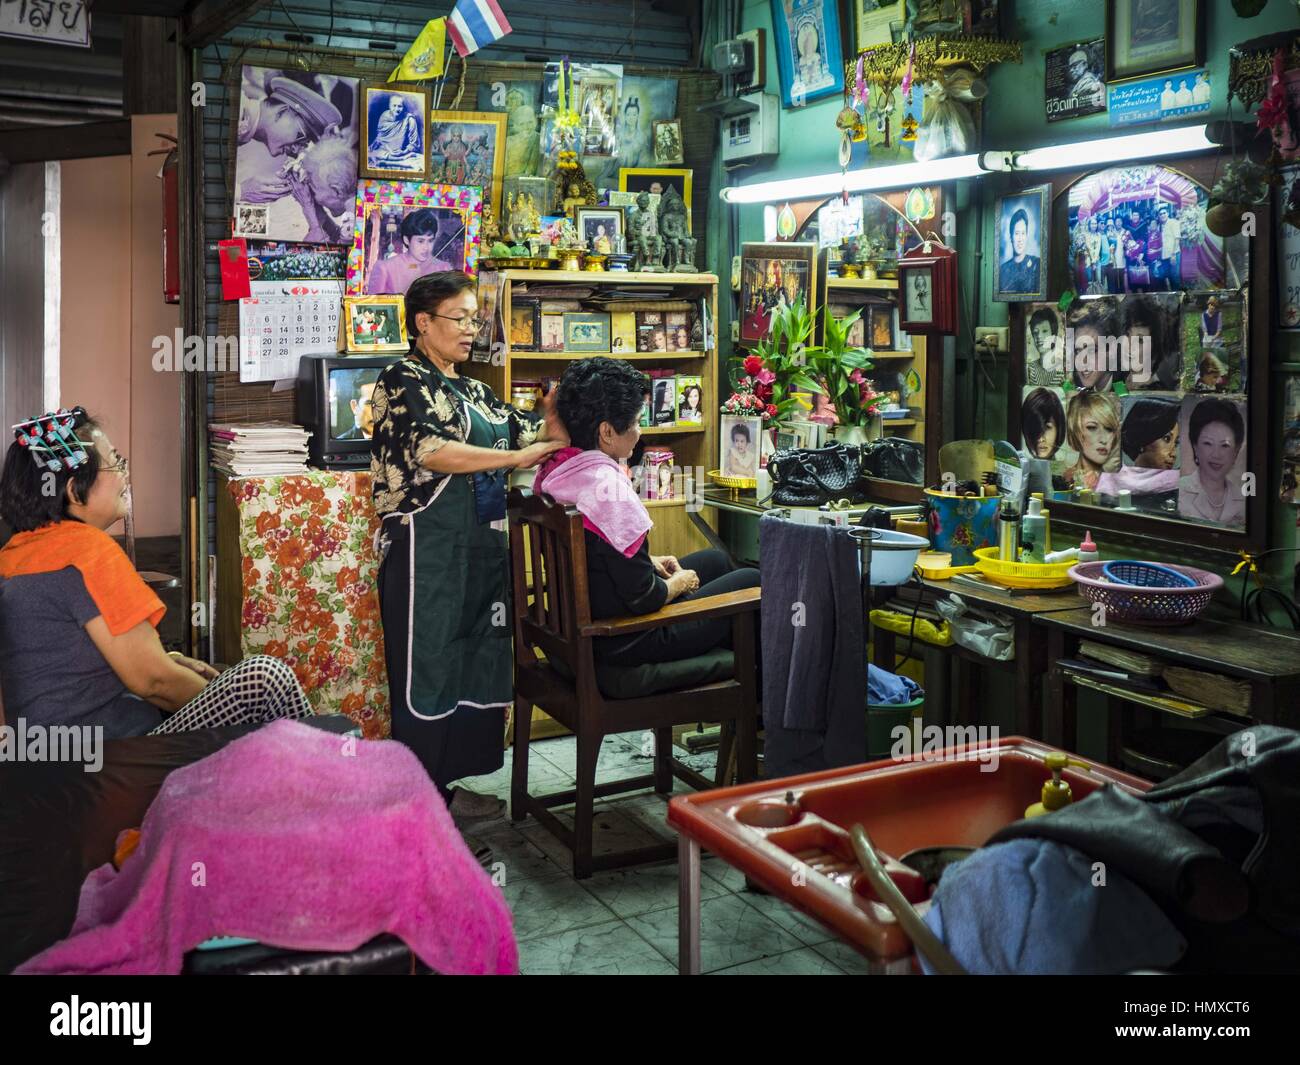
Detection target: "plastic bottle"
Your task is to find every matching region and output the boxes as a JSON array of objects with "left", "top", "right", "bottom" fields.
[
  {"left": 1040, "top": 507, "right": 1052, "bottom": 555},
  {"left": 1025, "top": 752, "right": 1074, "bottom": 818},
  {"left": 997, "top": 500, "right": 1019, "bottom": 562},
  {"left": 1020, "top": 496, "right": 1047, "bottom": 563},
  {"left": 1043, "top": 546, "right": 1079, "bottom": 564},
  {"left": 1077, "top": 530, "right": 1099, "bottom": 564}
]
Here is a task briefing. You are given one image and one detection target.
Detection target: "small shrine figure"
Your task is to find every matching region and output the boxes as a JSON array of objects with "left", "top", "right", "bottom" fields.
[
  {"left": 656, "top": 186, "right": 696, "bottom": 272},
  {"left": 627, "top": 190, "right": 663, "bottom": 272},
  {"left": 550, "top": 150, "right": 597, "bottom": 215},
  {"left": 480, "top": 202, "right": 501, "bottom": 247},
  {"left": 556, "top": 217, "right": 582, "bottom": 250}
]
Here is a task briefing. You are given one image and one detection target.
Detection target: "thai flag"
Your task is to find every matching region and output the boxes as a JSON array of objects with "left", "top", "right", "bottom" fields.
[{"left": 447, "top": 0, "right": 513, "bottom": 58}]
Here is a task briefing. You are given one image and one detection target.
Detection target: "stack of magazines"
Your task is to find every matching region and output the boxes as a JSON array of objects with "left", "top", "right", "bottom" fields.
[{"left": 209, "top": 422, "right": 311, "bottom": 478}]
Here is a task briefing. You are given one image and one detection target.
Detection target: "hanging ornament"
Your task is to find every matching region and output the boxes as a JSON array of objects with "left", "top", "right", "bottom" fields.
[
  {"left": 776, "top": 203, "right": 797, "bottom": 239},
  {"left": 900, "top": 114, "right": 919, "bottom": 143},
  {"left": 901, "top": 43, "right": 917, "bottom": 103},
  {"left": 904, "top": 186, "right": 936, "bottom": 225},
  {"left": 553, "top": 57, "right": 581, "bottom": 137},
  {"left": 854, "top": 55, "right": 867, "bottom": 109}
]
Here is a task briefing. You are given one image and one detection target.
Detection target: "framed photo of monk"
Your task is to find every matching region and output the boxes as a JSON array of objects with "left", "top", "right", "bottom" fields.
[
  {"left": 347, "top": 180, "right": 483, "bottom": 295},
  {"left": 359, "top": 83, "right": 430, "bottom": 180},
  {"left": 428, "top": 110, "right": 506, "bottom": 219}
]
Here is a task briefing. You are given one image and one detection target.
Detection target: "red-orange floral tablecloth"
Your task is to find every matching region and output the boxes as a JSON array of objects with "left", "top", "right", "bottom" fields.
[{"left": 228, "top": 472, "right": 390, "bottom": 739}]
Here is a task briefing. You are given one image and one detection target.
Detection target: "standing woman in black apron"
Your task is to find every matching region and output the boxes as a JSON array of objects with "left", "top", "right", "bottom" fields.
[{"left": 370, "top": 271, "right": 565, "bottom": 822}]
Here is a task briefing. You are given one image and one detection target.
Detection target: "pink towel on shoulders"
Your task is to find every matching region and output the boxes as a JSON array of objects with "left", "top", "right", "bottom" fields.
[
  {"left": 533, "top": 447, "right": 652, "bottom": 558},
  {"left": 15, "top": 720, "right": 517, "bottom": 975}
]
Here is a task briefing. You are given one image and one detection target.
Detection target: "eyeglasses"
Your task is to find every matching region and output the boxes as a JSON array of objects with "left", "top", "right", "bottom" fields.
[
  {"left": 433, "top": 313, "right": 486, "bottom": 333},
  {"left": 103, "top": 457, "right": 129, "bottom": 475}
]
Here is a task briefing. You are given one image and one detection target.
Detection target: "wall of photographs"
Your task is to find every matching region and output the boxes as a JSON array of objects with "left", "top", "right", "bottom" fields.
[{"left": 1010, "top": 159, "right": 1263, "bottom": 545}]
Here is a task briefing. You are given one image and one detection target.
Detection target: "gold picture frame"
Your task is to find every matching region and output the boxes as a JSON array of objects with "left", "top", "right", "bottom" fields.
[
  {"left": 342, "top": 295, "right": 409, "bottom": 353},
  {"left": 618, "top": 167, "right": 692, "bottom": 214},
  {"left": 359, "top": 82, "right": 431, "bottom": 181},
  {"left": 428, "top": 109, "right": 507, "bottom": 219}
]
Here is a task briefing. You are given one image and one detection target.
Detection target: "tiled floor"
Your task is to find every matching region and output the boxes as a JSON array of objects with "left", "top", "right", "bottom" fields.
[{"left": 457, "top": 732, "right": 874, "bottom": 975}]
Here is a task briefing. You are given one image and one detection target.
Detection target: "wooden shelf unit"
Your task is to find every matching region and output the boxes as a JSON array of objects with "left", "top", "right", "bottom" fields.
[
  {"left": 825, "top": 276, "right": 927, "bottom": 451},
  {"left": 472, "top": 269, "right": 721, "bottom": 560}
]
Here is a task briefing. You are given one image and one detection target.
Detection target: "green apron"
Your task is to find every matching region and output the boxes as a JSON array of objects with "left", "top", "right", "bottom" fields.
[{"left": 378, "top": 375, "right": 513, "bottom": 785}]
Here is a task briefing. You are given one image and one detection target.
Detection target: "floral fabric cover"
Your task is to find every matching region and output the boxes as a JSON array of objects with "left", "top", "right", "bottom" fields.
[{"left": 230, "top": 472, "right": 390, "bottom": 738}]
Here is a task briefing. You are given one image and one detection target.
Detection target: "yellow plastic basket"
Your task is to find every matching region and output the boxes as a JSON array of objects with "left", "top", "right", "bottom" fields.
[
  {"left": 708, "top": 470, "right": 758, "bottom": 490},
  {"left": 973, "top": 547, "right": 1076, "bottom": 589}
]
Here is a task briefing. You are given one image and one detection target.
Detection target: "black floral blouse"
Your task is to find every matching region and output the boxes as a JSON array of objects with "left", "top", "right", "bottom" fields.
[{"left": 370, "top": 355, "right": 541, "bottom": 517}]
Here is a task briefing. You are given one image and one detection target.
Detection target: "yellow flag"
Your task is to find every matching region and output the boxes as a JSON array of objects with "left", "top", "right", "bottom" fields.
[{"left": 389, "top": 18, "right": 446, "bottom": 82}]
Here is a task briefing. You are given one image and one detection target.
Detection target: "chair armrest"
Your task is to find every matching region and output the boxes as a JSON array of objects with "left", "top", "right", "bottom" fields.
[{"left": 580, "top": 586, "right": 761, "bottom": 637}]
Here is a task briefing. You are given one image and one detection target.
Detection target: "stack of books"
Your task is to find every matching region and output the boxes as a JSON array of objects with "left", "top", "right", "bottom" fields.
[{"left": 210, "top": 422, "right": 311, "bottom": 478}]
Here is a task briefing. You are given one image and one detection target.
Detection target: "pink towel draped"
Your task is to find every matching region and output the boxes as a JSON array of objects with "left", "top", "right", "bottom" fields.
[
  {"left": 15, "top": 721, "right": 518, "bottom": 975},
  {"left": 533, "top": 448, "right": 652, "bottom": 558}
]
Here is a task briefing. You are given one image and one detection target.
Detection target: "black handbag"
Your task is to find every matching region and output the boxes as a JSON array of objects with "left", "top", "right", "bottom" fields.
[
  {"left": 767, "top": 443, "right": 865, "bottom": 506},
  {"left": 859, "top": 437, "right": 925, "bottom": 485}
]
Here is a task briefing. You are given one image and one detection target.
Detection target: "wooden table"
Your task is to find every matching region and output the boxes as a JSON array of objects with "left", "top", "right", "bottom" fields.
[
  {"left": 1033, "top": 609, "right": 1300, "bottom": 758},
  {"left": 871, "top": 577, "right": 1081, "bottom": 739}
]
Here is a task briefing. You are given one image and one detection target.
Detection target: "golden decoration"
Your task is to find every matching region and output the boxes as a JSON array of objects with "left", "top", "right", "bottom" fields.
[
  {"left": 1228, "top": 38, "right": 1300, "bottom": 109},
  {"left": 846, "top": 33, "right": 1022, "bottom": 94}
]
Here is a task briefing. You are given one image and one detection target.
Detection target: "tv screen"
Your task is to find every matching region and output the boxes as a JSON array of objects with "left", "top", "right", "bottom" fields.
[{"left": 328, "top": 365, "right": 384, "bottom": 443}]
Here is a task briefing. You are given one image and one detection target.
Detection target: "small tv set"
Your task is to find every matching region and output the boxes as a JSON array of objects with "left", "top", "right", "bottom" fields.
[{"left": 297, "top": 353, "right": 403, "bottom": 469}]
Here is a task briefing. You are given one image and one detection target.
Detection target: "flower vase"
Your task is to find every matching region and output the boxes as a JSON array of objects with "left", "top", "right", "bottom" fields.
[{"left": 829, "top": 415, "right": 882, "bottom": 446}]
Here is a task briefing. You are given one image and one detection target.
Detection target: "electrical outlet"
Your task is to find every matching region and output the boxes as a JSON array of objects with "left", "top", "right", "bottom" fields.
[{"left": 977, "top": 326, "right": 1009, "bottom": 353}]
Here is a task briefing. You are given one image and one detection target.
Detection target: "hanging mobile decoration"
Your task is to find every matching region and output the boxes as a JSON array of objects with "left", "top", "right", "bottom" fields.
[{"left": 551, "top": 56, "right": 581, "bottom": 157}]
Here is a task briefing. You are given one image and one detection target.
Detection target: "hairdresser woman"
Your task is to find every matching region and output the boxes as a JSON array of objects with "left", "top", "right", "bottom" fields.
[{"left": 370, "top": 271, "right": 565, "bottom": 821}]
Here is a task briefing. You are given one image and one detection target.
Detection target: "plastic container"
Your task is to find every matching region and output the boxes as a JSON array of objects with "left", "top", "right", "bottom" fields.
[
  {"left": 852, "top": 528, "right": 930, "bottom": 586},
  {"left": 972, "top": 546, "right": 1077, "bottom": 589},
  {"left": 866, "top": 695, "right": 925, "bottom": 759},
  {"left": 1101, "top": 560, "right": 1198, "bottom": 588},
  {"left": 1068, "top": 560, "right": 1223, "bottom": 625},
  {"left": 924, "top": 489, "right": 999, "bottom": 566},
  {"left": 1020, "top": 496, "right": 1047, "bottom": 563}
]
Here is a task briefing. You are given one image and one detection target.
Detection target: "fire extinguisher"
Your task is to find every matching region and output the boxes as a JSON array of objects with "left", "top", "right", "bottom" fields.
[{"left": 152, "top": 133, "right": 180, "bottom": 304}]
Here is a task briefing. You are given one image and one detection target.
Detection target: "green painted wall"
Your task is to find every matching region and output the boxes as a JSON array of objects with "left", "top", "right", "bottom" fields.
[{"left": 713, "top": 0, "right": 1300, "bottom": 601}]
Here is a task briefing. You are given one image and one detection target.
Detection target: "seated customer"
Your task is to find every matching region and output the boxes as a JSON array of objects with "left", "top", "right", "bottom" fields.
[
  {"left": 534, "top": 358, "right": 759, "bottom": 667},
  {"left": 0, "top": 408, "right": 315, "bottom": 739}
]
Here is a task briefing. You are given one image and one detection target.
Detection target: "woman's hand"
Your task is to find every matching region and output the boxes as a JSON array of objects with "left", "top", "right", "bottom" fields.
[
  {"left": 664, "top": 568, "right": 699, "bottom": 603},
  {"left": 652, "top": 554, "right": 681, "bottom": 578},
  {"left": 539, "top": 382, "right": 570, "bottom": 445},
  {"left": 240, "top": 174, "right": 291, "bottom": 203},
  {"left": 168, "top": 652, "right": 221, "bottom": 681},
  {"left": 513, "top": 439, "right": 566, "bottom": 469}
]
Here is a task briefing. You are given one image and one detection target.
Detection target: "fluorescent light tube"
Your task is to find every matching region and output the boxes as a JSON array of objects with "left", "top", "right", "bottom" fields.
[
  {"left": 1016, "top": 125, "right": 1214, "bottom": 172},
  {"left": 719, "top": 152, "right": 1007, "bottom": 204}
]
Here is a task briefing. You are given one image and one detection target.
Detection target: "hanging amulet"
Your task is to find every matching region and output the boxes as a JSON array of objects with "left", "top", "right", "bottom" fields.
[{"left": 835, "top": 106, "right": 860, "bottom": 131}]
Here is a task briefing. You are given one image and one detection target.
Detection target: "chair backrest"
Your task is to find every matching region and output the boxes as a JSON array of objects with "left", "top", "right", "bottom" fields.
[{"left": 506, "top": 488, "right": 593, "bottom": 676}]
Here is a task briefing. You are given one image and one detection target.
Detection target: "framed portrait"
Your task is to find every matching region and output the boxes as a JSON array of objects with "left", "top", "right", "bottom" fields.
[
  {"left": 575, "top": 206, "right": 624, "bottom": 255},
  {"left": 898, "top": 246, "right": 957, "bottom": 334},
  {"left": 720, "top": 416, "right": 763, "bottom": 480},
  {"left": 509, "top": 300, "right": 540, "bottom": 352},
  {"left": 540, "top": 313, "right": 566, "bottom": 353},
  {"left": 994, "top": 185, "right": 1050, "bottom": 302},
  {"left": 738, "top": 241, "right": 818, "bottom": 346},
  {"left": 347, "top": 180, "right": 482, "bottom": 295},
  {"left": 1106, "top": 0, "right": 1204, "bottom": 83},
  {"left": 619, "top": 168, "right": 692, "bottom": 214},
  {"left": 232, "top": 65, "right": 359, "bottom": 245},
  {"left": 653, "top": 119, "right": 684, "bottom": 166},
  {"left": 563, "top": 312, "right": 611, "bottom": 353},
  {"left": 868, "top": 303, "right": 895, "bottom": 351},
  {"left": 577, "top": 77, "right": 618, "bottom": 157},
  {"left": 342, "top": 295, "right": 408, "bottom": 353},
  {"left": 359, "top": 83, "right": 430, "bottom": 180},
  {"left": 428, "top": 110, "right": 506, "bottom": 219},
  {"left": 769, "top": 0, "right": 845, "bottom": 109}
]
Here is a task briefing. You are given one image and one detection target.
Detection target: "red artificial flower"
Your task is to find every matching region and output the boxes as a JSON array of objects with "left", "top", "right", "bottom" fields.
[
  {"left": 743, "top": 355, "right": 764, "bottom": 376},
  {"left": 766, "top": 404, "right": 778, "bottom": 418}
]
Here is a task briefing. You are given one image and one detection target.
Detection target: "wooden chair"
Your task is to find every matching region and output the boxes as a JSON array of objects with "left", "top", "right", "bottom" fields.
[{"left": 507, "top": 488, "right": 760, "bottom": 879}]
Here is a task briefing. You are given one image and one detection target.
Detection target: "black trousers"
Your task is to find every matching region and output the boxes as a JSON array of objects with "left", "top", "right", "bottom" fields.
[{"left": 597, "top": 549, "right": 761, "bottom": 666}]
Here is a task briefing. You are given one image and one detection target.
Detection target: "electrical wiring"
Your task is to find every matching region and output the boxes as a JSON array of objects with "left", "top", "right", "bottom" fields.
[{"left": 1237, "top": 547, "right": 1300, "bottom": 629}]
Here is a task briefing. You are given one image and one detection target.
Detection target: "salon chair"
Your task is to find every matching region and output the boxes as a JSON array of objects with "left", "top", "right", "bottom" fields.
[{"left": 507, "top": 488, "right": 760, "bottom": 879}]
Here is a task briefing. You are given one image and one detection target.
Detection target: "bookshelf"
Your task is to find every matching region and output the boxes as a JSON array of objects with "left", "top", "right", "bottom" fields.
[
  {"left": 823, "top": 275, "right": 936, "bottom": 497},
  {"left": 470, "top": 268, "right": 721, "bottom": 559}
]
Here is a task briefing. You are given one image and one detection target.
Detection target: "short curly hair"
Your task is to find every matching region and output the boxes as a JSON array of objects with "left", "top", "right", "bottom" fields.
[{"left": 556, "top": 357, "right": 648, "bottom": 450}]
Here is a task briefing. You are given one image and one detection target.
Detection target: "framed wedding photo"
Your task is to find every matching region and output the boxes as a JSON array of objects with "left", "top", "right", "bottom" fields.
[{"left": 1106, "top": 0, "right": 1204, "bottom": 83}]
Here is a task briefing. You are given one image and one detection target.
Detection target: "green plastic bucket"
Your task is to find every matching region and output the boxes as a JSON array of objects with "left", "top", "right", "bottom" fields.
[{"left": 867, "top": 695, "right": 925, "bottom": 760}]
